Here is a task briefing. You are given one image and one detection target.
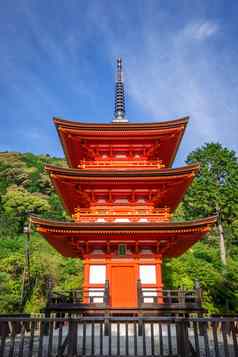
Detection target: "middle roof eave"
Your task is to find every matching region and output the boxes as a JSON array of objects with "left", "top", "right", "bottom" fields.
[
  {"left": 45, "top": 163, "right": 200, "bottom": 214},
  {"left": 31, "top": 214, "right": 217, "bottom": 231},
  {"left": 45, "top": 163, "right": 200, "bottom": 178}
]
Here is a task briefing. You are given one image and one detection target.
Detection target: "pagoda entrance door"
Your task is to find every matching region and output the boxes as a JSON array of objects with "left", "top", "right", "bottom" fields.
[{"left": 110, "top": 264, "right": 137, "bottom": 308}]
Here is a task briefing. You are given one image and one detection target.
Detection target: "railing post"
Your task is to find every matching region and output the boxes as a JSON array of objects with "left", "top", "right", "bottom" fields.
[
  {"left": 167, "top": 290, "right": 172, "bottom": 304},
  {"left": 137, "top": 279, "right": 142, "bottom": 307},
  {"left": 103, "top": 280, "right": 110, "bottom": 337},
  {"left": 46, "top": 277, "right": 53, "bottom": 307},
  {"left": 195, "top": 280, "right": 202, "bottom": 306},
  {"left": 178, "top": 288, "right": 185, "bottom": 305},
  {"left": 104, "top": 280, "right": 110, "bottom": 307}
]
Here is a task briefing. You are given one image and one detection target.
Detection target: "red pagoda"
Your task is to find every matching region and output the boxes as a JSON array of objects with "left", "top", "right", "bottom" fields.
[{"left": 31, "top": 59, "right": 216, "bottom": 314}]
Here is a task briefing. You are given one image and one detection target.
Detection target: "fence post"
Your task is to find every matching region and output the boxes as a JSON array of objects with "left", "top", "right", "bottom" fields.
[
  {"left": 104, "top": 316, "right": 110, "bottom": 336},
  {"left": 43, "top": 312, "right": 50, "bottom": 336},
  {"left": 176, "top": 319, "right": 190, "bottom": 356},
  {"left": 68, "top": 319, "right": 78, "bottom": 357},
  {"left": 138, "top": 318, "right": 143, "bottom": 337}
]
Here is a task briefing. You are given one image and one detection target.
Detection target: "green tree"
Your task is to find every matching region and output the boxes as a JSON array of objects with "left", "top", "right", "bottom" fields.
[
  {"left": 2, "top": 185, "right": 50, "bottom": 229},
  {"left": 0, "top": 211, "right": 19, "bottom": 239},
  {"left": 183, "top": 143, "right": 238, "bottom": 265}
]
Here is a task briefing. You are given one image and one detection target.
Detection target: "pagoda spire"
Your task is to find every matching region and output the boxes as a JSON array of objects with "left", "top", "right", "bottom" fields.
[{"left": 112, "top": 58, "right": 128, "bottom": 123}]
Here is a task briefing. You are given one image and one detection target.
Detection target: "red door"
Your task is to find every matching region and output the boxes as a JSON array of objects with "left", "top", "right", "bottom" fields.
[{"left": 110, "top": 265, "right": 137, "bottom": 307}]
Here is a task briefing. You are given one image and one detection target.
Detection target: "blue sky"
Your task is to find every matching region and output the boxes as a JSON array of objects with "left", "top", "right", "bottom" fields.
[{"left": 0, "top": 0, "right": 237, "bottom": 166}]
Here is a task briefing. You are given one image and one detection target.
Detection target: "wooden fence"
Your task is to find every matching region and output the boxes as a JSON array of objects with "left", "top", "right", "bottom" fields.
[{"left": 0, "top": 316, "right": 238, "bottom": 356}]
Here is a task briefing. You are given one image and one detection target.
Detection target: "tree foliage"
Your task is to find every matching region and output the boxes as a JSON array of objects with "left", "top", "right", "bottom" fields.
[
  {"left": 183, "top": 143, "right": 238, "bottom": 229},
  {"left": 167, "top": 143, "right": 238, "bottom": 313}
]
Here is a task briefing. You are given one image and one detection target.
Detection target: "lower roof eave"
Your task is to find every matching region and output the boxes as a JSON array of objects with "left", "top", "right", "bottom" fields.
[
  {"left": 30, "top": 214, "right": 217, "bottom": 232},
  {"left": 30, "top": 215, "right": 217, "bottom": 258}
]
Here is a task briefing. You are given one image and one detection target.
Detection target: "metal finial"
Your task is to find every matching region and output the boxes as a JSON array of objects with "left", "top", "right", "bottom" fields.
[
  {"left": 117, "top": 57, "right": 123, "bottom": 82},
  {"left": 112, "top": 57, "right": 128, "bottom": 123}
]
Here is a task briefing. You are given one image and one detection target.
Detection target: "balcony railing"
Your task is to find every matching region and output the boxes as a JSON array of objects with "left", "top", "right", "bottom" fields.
[
  {"left": 47, "top": 282, "right": 202, "bottom": 311},
  {"left": 137, "top": 280, "right": 202, "bottom": 307},
  {"left": 72, "top": 207, "right": 171, "bottom": 223},
  {"left": 78, "top": 159, "right": 164, "bottom": 170},
  {"left": 47, "top": 281, "right": 110, "bottom": 307}
]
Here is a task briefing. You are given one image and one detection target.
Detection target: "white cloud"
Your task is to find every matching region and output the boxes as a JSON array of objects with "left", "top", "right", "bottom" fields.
[
  {"left": 183, "top": 21, "right": 219, "bottom": 41},
  {"left": 86, "top": 9, "right": 237, "bottom": 161}
]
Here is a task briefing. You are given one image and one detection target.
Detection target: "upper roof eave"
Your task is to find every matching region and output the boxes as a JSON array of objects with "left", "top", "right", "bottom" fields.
[
  {"left": 53, "top": 116, "right": 189, "bottom": 132},
  {"left": 53, "top": 116, "right": 189, "bottom": 168}
]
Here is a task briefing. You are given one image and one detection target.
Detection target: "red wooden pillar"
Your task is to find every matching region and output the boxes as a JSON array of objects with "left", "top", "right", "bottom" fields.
[
  {"left": 156, "top": 257, "right": 163, "bottom": 303},
  {"left": 83, "top": 260, "right": 90, "bottom": 303}
]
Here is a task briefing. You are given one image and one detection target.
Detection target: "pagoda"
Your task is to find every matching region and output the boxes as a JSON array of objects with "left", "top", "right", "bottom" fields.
[{"left": 31, "top": 58, "right": 216, "bottom": 313}]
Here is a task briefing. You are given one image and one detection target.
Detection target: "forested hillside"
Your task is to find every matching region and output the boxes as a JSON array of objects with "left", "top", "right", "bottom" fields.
[{"left": 0, "top": 144, "right": 238, "bottom": 314}]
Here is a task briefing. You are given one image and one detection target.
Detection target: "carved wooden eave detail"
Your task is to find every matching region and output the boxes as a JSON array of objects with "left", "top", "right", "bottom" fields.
[
  {"left": 45, "top": 163, "right": 199, "bottom": 178},
  {"left": 45, "top": 163, "right": 199, "bottom": 215},
  {"left": 54, "top": 116, "right": 189, "bottom": 168},
  {"left": 31, "top": 214, "right": 216, "bottom": 232},
  {"left": 30, "top": 215, "right": 217, "bottom": 258},
  {"left": 54, "top": 116, "right": 189, "bottom": 131}
]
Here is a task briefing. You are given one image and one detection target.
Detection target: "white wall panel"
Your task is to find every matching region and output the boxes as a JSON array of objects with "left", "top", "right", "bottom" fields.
[
  {"left": 89, "top": 265, "right": 106, "bottom": 284},
  {"left": 142, "top": 288, "right": 157, "bottom": 303},
  {"left": 139, "top": 265, "right": 156, "bottom": 284},
  {"left": 89, "top": 288, "right": 104, "bottom": 303}
]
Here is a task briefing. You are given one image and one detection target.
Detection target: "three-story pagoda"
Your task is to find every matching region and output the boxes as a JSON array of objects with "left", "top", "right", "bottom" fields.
[{"left": 31, "top": 59, "right": 216, "bottom": 312}]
